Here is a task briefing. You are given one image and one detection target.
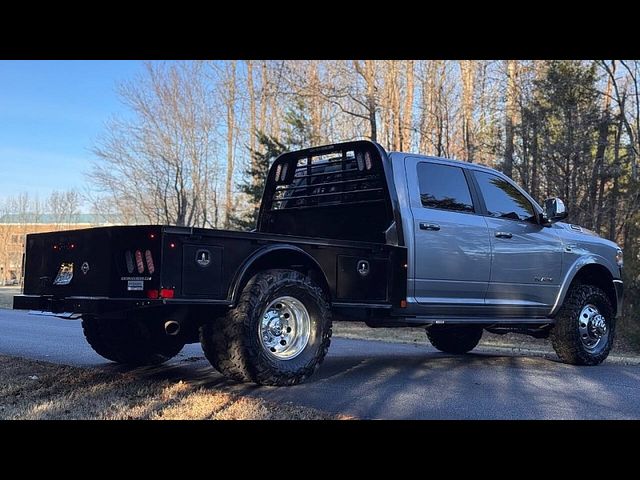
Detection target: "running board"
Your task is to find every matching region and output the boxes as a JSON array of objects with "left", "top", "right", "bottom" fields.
[{"left": 401, "top": 316, "right": 554, "bottom": 325}]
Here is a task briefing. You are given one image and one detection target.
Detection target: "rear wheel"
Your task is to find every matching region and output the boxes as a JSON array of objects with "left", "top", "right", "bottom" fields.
[
  {"left": 82, "top": 315, "right": 184, "bottom": 366},
  {"left": 200, "top": 269, "right": 332, "bottom": 386},
  {"left": 426, "top": 325, "right": 483, "bottom": 354},
  {"left": 550, "top": 284, "right": 615, "bottom": 365}
]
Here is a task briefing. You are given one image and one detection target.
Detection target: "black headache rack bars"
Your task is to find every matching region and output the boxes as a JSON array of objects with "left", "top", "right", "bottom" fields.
[{"left": 257, "top": 141, "right": 402, "bottom": 244}]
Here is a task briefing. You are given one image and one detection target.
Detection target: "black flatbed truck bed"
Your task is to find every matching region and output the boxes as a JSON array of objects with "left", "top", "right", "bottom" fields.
[
  {"left": 14, "top": 225, "right": 407, "bottom": 316},
  {"left": 14, "top": 140, "right": 408, "bottom": 385}
]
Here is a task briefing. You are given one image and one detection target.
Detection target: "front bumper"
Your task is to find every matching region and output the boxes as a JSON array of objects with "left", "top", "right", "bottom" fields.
[{"left": 613, "top": 280, "right": 624, "bottom": 318}]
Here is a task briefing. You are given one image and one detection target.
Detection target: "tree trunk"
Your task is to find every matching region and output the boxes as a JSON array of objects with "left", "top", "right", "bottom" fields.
[
  {"left": 419, "top": 61, "right": 432, "bottom": 153},
  {"left": 259, "top": 60, "right": 268, "bottom": 138},
  {"left": 503, "top": 60, "right": 517, "bottom": 178},
  {"left": 391, "top": 62, "right": 402, "bottom": 150},
  {"left": 609, "top": 114, "right": 623, "bottom": 241},
  {"left": 364, "top": 60, "right": 377, "bottom": 142},
  {"left": 531, "top": 120, "right": 539, "bottom": 202},
  {"left": 247, "top": 60, "right": 256, "bottom": 155},
  {"left": 402, "top": 60, "right": 415, "bottom": 150},
  {"left": 459, "top": 60, "right": 475, "bottom": 162},
  {"left": 224, "top": 61, "right": 237, "bottom": 229},
  {"left": 309, "top": 61, "right": 322, "bottom": 144},
  {"left": 587, "top": 72, "right": 612, "bottom": 229}
]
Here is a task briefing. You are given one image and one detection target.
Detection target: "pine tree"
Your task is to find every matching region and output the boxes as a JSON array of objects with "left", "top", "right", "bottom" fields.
[
  {"left": 230, "top": 100, "right": 318, "bottom": 231},
  {"left": 229, "top": 133, "right": 288, "bottom": 231},
  {"left": 283, "top": 98, "right": 317, "bottom": 148}
]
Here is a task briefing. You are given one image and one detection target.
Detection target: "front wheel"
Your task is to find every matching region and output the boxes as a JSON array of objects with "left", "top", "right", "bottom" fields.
[
  {"left": 200, "top": 269, "right": 332, "bottom": 386},
  {"left": 550, "top": 284, "right": 615, "bottom": 365}
]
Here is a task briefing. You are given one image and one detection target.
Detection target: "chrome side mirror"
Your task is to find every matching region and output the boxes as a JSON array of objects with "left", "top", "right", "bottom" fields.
[{"left": 542, "top": 197, "right": 568, "bottom": 225}]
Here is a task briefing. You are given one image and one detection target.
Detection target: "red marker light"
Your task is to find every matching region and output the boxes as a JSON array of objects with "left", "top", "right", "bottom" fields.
[
  {"left": 149, "top": 233, "right": 156, "bottom": 239},
  {"left": 169, "top": 242, "right": 176, "bottom": 249},
  {"left": 53, "top": 245, "right": 58, "bottom": 250},
  {"left": 160, "top": 288, "right": 175, "bottom": 299},
  {"left": 146, "top": 289, "right": 159, "bottom": 299},
  {"left": 70, "top": 243, "right": 76, "bottom": 250}
]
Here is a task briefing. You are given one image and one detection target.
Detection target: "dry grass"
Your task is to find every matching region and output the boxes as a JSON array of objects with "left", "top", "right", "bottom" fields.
[{"left": 0, "top": 355, "right": 338, "bottom": 420}]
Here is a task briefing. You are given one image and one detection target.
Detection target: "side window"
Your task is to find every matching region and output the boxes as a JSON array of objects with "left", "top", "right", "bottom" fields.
[
  {"left": 417, "top": 163, "right": 474, "bottom": 213},
  {"left": 474, "top": 171, "right": 535, "bottom": 222}
]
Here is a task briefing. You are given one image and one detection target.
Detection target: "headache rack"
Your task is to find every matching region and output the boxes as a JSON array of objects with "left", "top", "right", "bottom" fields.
[
  {"left": 271, "top": 150, "right": 385, "bottom": 210},
  {"left": 257, "top": 141, "right": 395, "bottom": 243}
]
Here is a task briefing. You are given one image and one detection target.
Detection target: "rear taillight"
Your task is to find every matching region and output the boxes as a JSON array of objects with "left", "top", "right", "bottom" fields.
[
  {"left": 146, "top": 288, "right": 174, "bottom": 299},
  {"left": 135, "top": 250, "right": 144, "bottom": 274},
  {"left": 125, "top": 250, "right": 134, "bottom": 274},
  {"left": 145, "top": 250, "right": 155, "bottom": 274},
  {"left": 160, "top": 288, "right": 174, "bottom": 299},
  {"left": 126, "top": 231, "right": 159, "bottom": 277}
]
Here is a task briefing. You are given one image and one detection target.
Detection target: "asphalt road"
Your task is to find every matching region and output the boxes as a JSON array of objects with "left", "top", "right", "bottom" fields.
[{"left": 1, "top": 308, "right": 639, "bottom": 419}]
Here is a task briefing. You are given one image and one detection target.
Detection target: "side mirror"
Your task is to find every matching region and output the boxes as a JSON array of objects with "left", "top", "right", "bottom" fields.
[{"left": 542, "top": 197, "right": 568, "bottom": 225}]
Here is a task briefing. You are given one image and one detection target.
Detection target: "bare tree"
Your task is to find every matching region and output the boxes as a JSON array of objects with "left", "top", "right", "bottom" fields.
[
  {"left": 89, "top": 61, "right": 221, "bottom": 227},
  {"left": 48, "top": 190, "right": 80, "bottom": 228}
]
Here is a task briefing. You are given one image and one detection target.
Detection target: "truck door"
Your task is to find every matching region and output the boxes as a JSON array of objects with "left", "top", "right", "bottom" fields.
[
  {"left": 471, "top": 170, "right": 563, "bottom": 315},
  {"left": 405, "top": 157, "right": 491, "bottom": 313}
]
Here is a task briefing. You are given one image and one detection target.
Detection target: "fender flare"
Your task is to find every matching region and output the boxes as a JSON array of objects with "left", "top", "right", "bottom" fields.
[
  {"left": 549, "top": 255, "right": 617, "bottom": 316},
  {"left": 227, "top": 244, "right": 330, "bottom": 305}
]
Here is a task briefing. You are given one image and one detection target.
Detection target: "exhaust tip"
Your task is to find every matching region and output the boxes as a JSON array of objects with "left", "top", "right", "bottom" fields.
[{"left": 164, "top": 320, "right": 181, "bottom": 336}]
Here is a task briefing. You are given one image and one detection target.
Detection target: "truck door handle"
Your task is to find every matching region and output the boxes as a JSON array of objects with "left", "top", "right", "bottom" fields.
[
  {"left": 419, "top": 223, "right": 441, "bottom": 231},
  {"left": 495, "top": 231, "right": 513, "bottom": 239}
]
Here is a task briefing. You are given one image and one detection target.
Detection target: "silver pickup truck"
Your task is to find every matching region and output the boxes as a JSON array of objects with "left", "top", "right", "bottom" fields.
[{"left": 14, "top": 141, "right": 624, "bottom": 385}]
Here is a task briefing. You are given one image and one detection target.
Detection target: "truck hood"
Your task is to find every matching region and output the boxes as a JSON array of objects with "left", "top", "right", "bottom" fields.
[{"left": 555, "top": 222, "right": 620, "bottom": 250}]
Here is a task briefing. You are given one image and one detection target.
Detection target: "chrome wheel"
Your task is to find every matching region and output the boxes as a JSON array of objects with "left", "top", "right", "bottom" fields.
[
  {"left": 259, "top": 296, "right": 311, "bottom": 360},
  {"left": 578, "top": 304, "right": 609, "bottom": 353}
]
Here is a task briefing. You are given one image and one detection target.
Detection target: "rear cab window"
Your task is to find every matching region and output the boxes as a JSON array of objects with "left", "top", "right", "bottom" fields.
[{"left": 417, "top": 163, "right": 474, "bottom": 213}]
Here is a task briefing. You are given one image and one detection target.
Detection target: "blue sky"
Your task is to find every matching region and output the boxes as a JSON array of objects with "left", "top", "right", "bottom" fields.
[{"left": 0, "top": 60, "right": 147, "bottom": 206}]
